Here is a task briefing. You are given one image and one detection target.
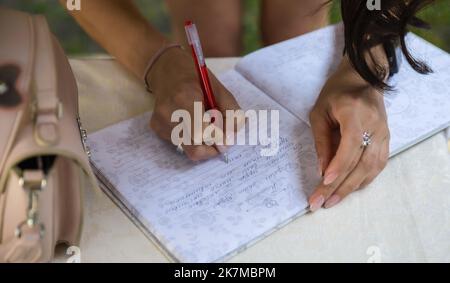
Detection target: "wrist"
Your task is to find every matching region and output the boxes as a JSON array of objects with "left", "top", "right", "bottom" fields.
[
  {"left": 337, "top": 48, "right": 389, "bottom": 87},
  {"left": 144, "top": 44, "right": 184, "bottom": 94}
]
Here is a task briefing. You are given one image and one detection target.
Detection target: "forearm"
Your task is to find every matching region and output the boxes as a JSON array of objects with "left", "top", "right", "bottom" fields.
[
  {"left": 261, "top": 0, "right": 329, "bottom": 45},
  {"left": 60, "top": 0, "right": 167, "bottom": 79}
]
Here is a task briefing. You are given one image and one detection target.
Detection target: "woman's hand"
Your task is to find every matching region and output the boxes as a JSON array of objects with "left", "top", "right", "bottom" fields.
[
  {"left": 308, "top": 55, "right": 390, "bottom": 211},
  {"left": 62, "top": 0, "right": 242, "bottom": 162},
  {"left": 147, "top": 47, "right": 242, "bottom": 161}
]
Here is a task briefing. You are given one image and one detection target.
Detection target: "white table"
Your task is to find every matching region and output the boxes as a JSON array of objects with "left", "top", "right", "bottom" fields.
[{"left": 56, "top": 56, "right": 450, "bottom": 263}]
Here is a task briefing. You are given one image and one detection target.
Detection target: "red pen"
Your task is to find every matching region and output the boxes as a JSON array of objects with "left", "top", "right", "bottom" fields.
[
  {"left": 185, "top": 20, "right": 229, "bottom": 162},
  {"left": 185, "top": 20, "right": 218, "bottom": 111}
]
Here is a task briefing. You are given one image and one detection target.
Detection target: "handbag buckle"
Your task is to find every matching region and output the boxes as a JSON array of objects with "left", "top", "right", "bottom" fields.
[
  {"left": 15, "top": 167, "right": 47, "bottom": 239},
  {"left": 31, "top": 99, "right": 64, "bottom": 147}
]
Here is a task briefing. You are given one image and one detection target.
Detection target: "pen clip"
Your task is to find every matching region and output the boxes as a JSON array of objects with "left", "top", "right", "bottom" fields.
[{"left": 185, "top": 21, "right": 205, "bottom": 66}]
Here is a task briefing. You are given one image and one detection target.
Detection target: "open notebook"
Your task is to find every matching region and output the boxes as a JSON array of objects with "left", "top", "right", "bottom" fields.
[{"left": 87, "top": 24, "right": 450, "bottom": 262}]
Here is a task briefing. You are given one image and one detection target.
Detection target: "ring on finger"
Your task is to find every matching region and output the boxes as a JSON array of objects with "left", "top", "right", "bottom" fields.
[{"left": 361, "top": 131, "right": 373, "bottom": 149}]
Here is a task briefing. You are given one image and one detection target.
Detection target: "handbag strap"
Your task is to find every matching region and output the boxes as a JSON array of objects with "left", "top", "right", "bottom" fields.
[
  {"left": 0, "top": 227, "right": 43, "bottom": 263},
  {"left": 0, "top": 8, "right": 34, "bottom": 177},
  {"left": 32, "top": 15, "right": 62, "bottom": 147},
  {"left": 0, "top": 166, "right": 47, "bottom": 263}
]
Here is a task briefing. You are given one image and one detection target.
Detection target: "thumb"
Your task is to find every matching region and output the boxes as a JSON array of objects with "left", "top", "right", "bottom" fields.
[
  {"left": 211, "top": 74, "right": 241, "bottom": 112},
  {"left": 210, "top": 74, "right": 245, "bottom": 138},
  {"left": 310, "top": 110, "right": 333, "bottom": 177}
]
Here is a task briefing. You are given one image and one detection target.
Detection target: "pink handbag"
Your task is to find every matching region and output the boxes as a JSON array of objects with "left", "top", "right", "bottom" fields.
[{"left": 0, "top": 7, "right": 97, "bottom": 262}]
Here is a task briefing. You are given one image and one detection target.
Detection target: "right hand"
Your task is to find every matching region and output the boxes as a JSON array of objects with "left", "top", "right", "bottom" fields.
[{"left": 147, "top": 47, "right": 242, "bottom": 161}]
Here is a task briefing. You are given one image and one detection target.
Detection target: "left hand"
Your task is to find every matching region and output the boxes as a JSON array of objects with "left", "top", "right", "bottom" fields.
[{"left": 308, "top": 56, "right": 390, "bottom": 211}]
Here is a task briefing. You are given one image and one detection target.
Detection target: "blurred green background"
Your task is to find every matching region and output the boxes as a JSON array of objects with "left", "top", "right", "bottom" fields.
[{"left": 1, "top": 0, "right": 449, "bottom": 55}]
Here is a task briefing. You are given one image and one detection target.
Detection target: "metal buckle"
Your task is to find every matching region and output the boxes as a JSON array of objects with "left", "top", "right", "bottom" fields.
[
  {"left": 31, "top": 100, "right": 64, "bottom": 147},
  {"left": 15, "top": 222, "right": 45, "bottom": 239},
  {"left": 14, "top": 158, "right": 47, "bottom": 239},
  {"left": 30, "top": 100, "right": 64, "bottom": 121}
]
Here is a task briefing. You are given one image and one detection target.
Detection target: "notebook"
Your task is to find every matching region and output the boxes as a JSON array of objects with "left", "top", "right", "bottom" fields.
[{"left": 87, "top": 24, "right": 450, "bottom": 262}]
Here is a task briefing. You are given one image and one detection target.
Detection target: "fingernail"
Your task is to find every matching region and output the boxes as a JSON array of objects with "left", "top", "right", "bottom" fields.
[
  {"left": 309, "top": 195, "right": 325, "bottom": 212},
  {"left": 324, "top": 195, "right": 341, "bottom": 209},
  {"left": 323, "top": 172, "right": 338, "bottom": 186}
]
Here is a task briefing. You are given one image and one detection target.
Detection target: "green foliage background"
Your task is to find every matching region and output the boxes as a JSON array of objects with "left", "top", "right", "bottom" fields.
[{"left": 1, "top": 0, "right": 449, "bottom": 55}]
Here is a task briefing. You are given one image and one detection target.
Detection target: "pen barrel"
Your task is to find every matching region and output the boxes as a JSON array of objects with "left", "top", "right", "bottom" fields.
[
  {"left": 197, "top": 64, "right": 217, "bottom": 111},
  {"left": 185, "top": 21, "right": 218, "bottom": 111}
]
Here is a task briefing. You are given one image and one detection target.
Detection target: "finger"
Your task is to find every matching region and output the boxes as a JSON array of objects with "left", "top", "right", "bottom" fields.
[
  {"left": 171, "top": 84, "right": 225, "bottom": 161},
  {"left": 323, "top": 163, "right": 368, "bottom": 209},
  {"left": 322, "top": 112, "right": 365, "bottom": 186},
  {"left": 202, "top": 99, "right": 230, "bottom": 155},
  {"left": 203, "top": 118, "right": 229, "bottom": 154},
  {"left": 185, "top": 101, "right": 223, "bottom": 159},
  {"left": 210, "top": 74, "right": 245, "bottom": 135},
  {"left": 310, "top": 110, "right": 334, "bottom": 177},
  {"left": 360, "top": 136, "right": 389, "bottom": 188},
  {"left": 210, "top": 73, "right": 241, "bottom": 112},
  {"left": 172, "top": 85, "right": 220, "bottom": 147},
  {"left": 324, "top": 133, "right": 384, "bottom": 209},
  {"left": 182, "top": 77, "right": 233, "bottom": 155},
  {"left": 172, "top": 85, "right": 206, "bottom": 145},
  {"left": 151, "top": 112, "right": 219, "bottom": 161},
  {"left": 150, "top": 105, "right": 173, "bottom": 140},
  {"left": 182, "top": 144, "right": 219, "bottom": 162},
  {"left": 309, "top": 126, "right": 383, "bottom": 212}
]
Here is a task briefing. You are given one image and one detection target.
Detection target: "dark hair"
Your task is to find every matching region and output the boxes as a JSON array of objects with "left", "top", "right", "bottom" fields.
[{"left": 339, "top": 0, "right": 435, "bottom": 90}]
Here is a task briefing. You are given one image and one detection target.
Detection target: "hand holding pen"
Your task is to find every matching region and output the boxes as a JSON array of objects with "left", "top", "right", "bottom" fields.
[
  {"left": 184, "top": 21, "right": 234, "bottom": 162},
  {"left": 145, "top": 22, "right": 242, "bottom": 162}
]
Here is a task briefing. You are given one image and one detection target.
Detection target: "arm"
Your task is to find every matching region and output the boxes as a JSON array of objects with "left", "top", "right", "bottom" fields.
[
  {"left": 61, "top": 0, "right": 242, "bottom": 161},
  {"left": 309, "top": 47, "right": 390, "bottom": 211},
  {"left": 59, "top": 0, "right": 164, "bottom": 79},
  {"left": 308, "top": 0, "right": 434, "bottom": 211}
]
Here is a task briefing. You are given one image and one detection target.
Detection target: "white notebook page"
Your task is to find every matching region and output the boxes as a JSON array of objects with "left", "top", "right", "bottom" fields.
[
  {"left": 88, "top": 70, "right": 320, "bottom": 262},
  {"left": 236, "top": 24, "right": 450, "bottom": 156},
  {"left": 88, "top": 24, "right": 450, "bottom": 262}
]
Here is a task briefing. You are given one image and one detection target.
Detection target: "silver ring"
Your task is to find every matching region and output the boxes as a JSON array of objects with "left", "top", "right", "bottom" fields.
[
  {"left": 176, "top": 144, "right": 184, "bottom": 154},
  {"left": 361, "top": 131, "right": 372, "bottom": 148}
]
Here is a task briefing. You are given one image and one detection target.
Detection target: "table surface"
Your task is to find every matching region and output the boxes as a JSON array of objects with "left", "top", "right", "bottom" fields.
[{"left": 56, "top": 56, "right": 450, "bottom": 263}]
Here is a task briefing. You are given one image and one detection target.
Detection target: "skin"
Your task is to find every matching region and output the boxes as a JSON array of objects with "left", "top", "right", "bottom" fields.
[
  {"left": 166, "top": 0, "right": 243, "bottom": 56},
  {"left": 62, "top": 0, "right": 390, "bottom": 210},
  {"left": 309, "top": 48, "right": 390, "bottom": 210},
  {"left": 260, "top": 0, "right": 329, "bottom": 46},
  {"left": 166, "top": 0, "right": 329, "bottom": 55}
]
